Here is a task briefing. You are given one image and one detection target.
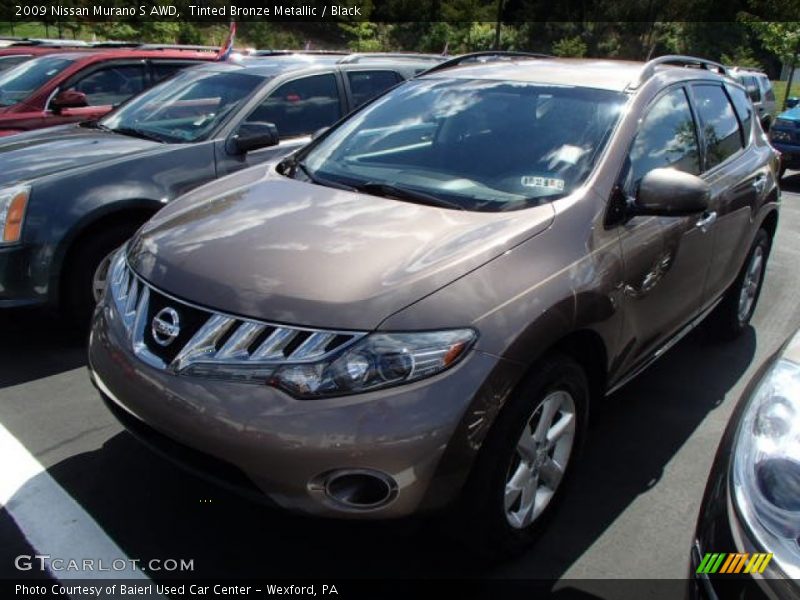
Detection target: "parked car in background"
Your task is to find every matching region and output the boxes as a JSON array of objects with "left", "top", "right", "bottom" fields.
[
  {"left": 730, "top": 67, "right": 776, "bottom": 130},
  {"left": 690, "top": 327, "right": 800, "bottom": 599},
  {"left": 0, "top": 46, "right": 218, "bottom": 136},
  {"left": 770, "top": 103, "right": 800, "bottom": 179},
  {"left": 88, "top": 54, "right": 780, "bottom": 558},
  {"left": 0, "top": 53, "right": 439, "bottom": 318},
  {"left": 0, "top": 42, "right": 89, "bottom": 73}
]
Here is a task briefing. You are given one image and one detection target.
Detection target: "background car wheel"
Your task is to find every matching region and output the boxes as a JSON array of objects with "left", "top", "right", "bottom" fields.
[
  {"left": 63, "top": 224, "right": 140, "bottom": 323},
  {"left": 447, "top": 354, "right": 589, "bottom": 560},
  {"left": 710, "top": 228, "right": 770, "bottom": 341}
]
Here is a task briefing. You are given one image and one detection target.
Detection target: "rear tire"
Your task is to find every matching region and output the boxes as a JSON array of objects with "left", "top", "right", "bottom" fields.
[
  {"left": 446, "top": 354, "right": 589, "bottom": 560},
  {"left": 710, "top": 229, "right": 770, "bottom": 341},
  {"left": 62, "top": 224, "right": 140, "bottom": 324}
]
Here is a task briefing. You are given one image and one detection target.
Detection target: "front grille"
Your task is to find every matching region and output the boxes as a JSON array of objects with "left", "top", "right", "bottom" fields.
[{"left": 108, "top": 258, "right": 366, "bottom": 374}]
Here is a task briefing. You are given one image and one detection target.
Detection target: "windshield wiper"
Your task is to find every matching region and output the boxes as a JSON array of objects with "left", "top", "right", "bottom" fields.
[
  {"left": 289, "top": 159, "right": 357, "bottom": 192},
  {"left": 109, "top": 126, "right": 167, "bottom": 143},
  {"left": 354, "top": 181, "right": 465, "bottom": 211}
]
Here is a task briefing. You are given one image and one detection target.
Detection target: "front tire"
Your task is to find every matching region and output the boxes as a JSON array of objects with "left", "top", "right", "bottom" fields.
[
  {"left": 710, "top": 228, "right": 770, "bottom": 340},
  {"left": 62, "top": 224, "right": 140, "bottom": 323},
  {"left": 449, "top": 354, "right": 589, "bottom": 560}
]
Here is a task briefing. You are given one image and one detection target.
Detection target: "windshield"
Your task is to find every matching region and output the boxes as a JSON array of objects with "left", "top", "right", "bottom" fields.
[
  {"left": 0, "top": 55, "right": 75, "bottom": 107},
  {"left": 0, "top": 55, "right": 33, "bottom": 74},
  {"left": 100, "top": 69, "right": 266, "bottom": 143},
  {"left": 300, "top": 78, "right": 627, "bottom": 211}
]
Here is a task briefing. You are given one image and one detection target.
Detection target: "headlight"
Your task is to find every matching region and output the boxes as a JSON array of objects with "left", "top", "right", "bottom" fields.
[
  {"left": 0, "top": 185, "right": 30, "bottom": 244},
  {"left": 732, "top": 332, "right": 800, "bottom": 579},
  {"left": 184, "top": 329, "right": 477, "bottom": 399}
]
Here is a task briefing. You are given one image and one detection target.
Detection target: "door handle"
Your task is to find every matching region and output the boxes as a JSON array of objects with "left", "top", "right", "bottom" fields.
[
  {"left": 696, "top": 211, "right": 717, "bottom": 233},
  {"left": 752, "top": 174, "right": 767, "bottom": 195}
]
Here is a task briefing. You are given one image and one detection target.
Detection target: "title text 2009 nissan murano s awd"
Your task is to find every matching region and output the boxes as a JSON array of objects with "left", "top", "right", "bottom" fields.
[{"left": 88, "top": 55, "right": 781, "bottom": 557}]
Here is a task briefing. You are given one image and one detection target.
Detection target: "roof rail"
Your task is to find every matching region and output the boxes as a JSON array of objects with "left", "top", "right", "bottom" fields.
[
  {"left": 252, "top": 50, "right": 349, "bottom": 57},
  {"left": 137, "top": 44, "right": 218, "bottom": 52},
  {"left": 337, "top": 52, "right": 444, "bottom": 64},
  {"left": 416, "top": 51, "right": 552, "bottom": 76},
  {"left": 88, "top": 41, "right": 141, "bottom": 48},
  {"left": 632, "top": 55, "right": 730, "bottom": 89},
  {"left": 10, "top": 38, "right": 88, "bottom": 47}
]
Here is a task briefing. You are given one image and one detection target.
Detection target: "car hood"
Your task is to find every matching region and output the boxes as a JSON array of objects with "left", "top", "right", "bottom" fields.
[
  {"left": 777, "top": 107, "right": 800, "bottom": 123},
  {"left": 129, "top": 170, "right": 555, "bottom": 330},
  {"left": 0, "top": 125, "right": 160, "bottom": 186}
]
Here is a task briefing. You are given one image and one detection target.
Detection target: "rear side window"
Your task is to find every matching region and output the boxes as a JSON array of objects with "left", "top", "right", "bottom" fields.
[
  {"left": 691, "top": 84, "right": 744, "bottom": 170},
  {"left": 72, "top": 64, "right": 146, "bottom": 106},
  {"left": 743, "top": 76, "right": 761, "bottom": 103},
  {"left": 627, "top": 87, "right": 700, "bottom": 190},
  {"left": 246, "top": 73, "right": 342, "bottom": 139},
  {"left": 346, "top": 70, "right": 401, "bottom": 108},
  {"left": 726, "top": 84, "right": 753, "bottom": 144},
  {"left": 759, "top": 75, "right": 775, "bottom": 102}
]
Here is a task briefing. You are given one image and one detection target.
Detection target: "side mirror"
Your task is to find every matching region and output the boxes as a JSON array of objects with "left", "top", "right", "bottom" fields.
[
  {"left": 787, "top": 96, "right": 799, "bottom": 109},
  {"left": 311, "top": 127, "right": 329, "bottom": 141},
  {"left": 634, "top": 168, "right": 710, "bottom": 217},
  {"left": 229, "top": 121, "right": 279, "bottom": 154},
  {"left": 51, "top": 89, "right": 88, "bottom": 113}
]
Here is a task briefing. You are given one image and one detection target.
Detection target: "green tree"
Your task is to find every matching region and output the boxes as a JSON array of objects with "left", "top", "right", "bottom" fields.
[
  {"left": 552, "top": 35, "right": 587, "bottom": 58},
  {"left": 748, "top": 21, "right": 800, "bottom": 108}
]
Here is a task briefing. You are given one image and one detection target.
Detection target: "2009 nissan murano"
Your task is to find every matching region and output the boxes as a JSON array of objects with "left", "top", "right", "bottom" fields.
[{"left": 88, "top": 54, "right": 781, "bottom": 557}]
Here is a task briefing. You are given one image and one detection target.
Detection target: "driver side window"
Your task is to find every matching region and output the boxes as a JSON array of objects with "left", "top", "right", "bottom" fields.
[
  {"left": 625, "top": 87, "right": 700, "bottom": 195},
  {"left": 70, "top": 65, "right": 146, "bottom": 107}
]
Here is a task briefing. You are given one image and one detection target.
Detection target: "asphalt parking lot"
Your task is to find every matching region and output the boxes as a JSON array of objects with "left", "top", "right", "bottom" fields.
[{"left": 1, "top": 176, "right": 799, "bottom": 588}]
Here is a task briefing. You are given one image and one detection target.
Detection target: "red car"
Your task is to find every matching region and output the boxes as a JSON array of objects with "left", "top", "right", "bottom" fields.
[{"left": 0, "top": 48, "right": 217, "bottom": 136}]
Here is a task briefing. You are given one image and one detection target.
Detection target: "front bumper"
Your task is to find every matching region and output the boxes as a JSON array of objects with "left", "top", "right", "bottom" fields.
[
  {"left": 0, "top": 244, "right": 46, "bottom": 307},
  {"left": 88, "top": 298, "right": 517, "bottom": 519}
]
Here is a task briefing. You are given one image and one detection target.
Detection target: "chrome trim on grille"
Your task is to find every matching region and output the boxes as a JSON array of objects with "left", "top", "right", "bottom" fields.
[{"left": 109, "top": 258, "right": 367, "bottom": 374}]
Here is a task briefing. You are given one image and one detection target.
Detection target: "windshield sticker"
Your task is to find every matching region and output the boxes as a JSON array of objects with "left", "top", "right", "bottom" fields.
[{"left": 521, "top": 176, "right": 565, "bottom": 191}]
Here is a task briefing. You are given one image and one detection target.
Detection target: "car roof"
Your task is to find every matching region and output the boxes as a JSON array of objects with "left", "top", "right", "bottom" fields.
[
  {"left": 188, "top": 54, "right": 437, "bottom": 78},
  {"left": 418, "top": 57, "right": 730, "bottom": 92},
  {"left": 24, "top": 48, "right": 218, "bottom": 64}
]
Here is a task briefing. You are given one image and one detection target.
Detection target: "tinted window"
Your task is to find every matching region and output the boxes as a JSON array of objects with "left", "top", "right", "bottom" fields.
[
  {"left": 627, "top": 87, "right": 700, "bottom": 190},
  {"left": 692, "top": 84, "right": 744, "bottom": 170},
  {"left": 152, "top": 62, "right": 194, "bottom": 84},
  {"left": 0, "top": 55, "right": 32, "bottom": 73},
  {"left": 301, "top": 79, "right": 627, "bottom": 211},
  {"left": 246, "top": 74, "right": 341, "bottom": 139},
  {"left": 0, "top": 55, "right": 75, "bottom": 107},
  {"left": 726, "top": 84, "right": 753, "bottom": 144},
  {"left": 72, "top": 65, "right": 146, "bottom": 106},
  {"left": 346, "top": 70, "right": 401, "bottom": 107}
]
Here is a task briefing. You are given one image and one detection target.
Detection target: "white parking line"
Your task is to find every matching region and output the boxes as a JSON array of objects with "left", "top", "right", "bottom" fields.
[{"left": 0, "top": 421, "right": 153, "bottom": 583}]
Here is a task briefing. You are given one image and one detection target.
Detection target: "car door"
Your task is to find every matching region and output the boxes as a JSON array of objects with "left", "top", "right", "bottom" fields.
[
  {"left": 216, "top": 72, "right": 346, "bottom": 176},
  {"left": 341, "top": 68, "right": 402, "bottom": 110},
  {"left": 615, "top": 85, "right": 716, "bottom": 371},
  {"left": 689, "top": 82, "right": 765, "bottom": 308},
  {"left": 51, "top": 61, "right": 147, "bottom": 124}
]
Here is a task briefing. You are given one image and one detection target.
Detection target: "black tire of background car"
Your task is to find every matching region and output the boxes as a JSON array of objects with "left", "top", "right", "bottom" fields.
[
  {"left": 445, "top": 353, "right": 589, "bottom": 561},
  {"left": 710, "top": 228, "right": 771, "bottom": 341},
  {"left": 63, "top": 224, "right": 140, "bottom": 324}
]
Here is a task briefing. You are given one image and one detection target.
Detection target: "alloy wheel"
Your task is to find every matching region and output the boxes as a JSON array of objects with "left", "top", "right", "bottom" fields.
[{"left": 504, "top": 389, "right": 576, "bottom": 529}]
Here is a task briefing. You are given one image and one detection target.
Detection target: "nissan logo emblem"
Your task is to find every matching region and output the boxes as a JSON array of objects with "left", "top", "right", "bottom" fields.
[{"left": 151, "top": 307, "right": 181, "bottom": 347}]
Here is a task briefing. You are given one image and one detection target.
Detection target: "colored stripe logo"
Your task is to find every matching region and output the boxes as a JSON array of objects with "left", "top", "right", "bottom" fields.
[{"left": 696, "top": 552, "right": 773, "bottom": 574}]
